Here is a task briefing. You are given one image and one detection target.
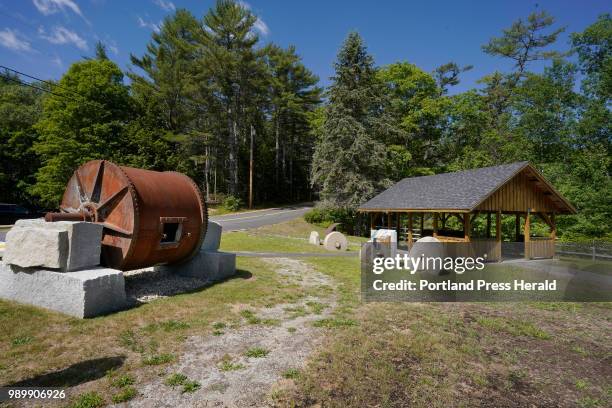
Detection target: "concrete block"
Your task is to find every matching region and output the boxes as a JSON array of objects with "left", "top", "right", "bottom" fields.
[
  {"left": 6, "top": 219, "right": 103, "bottom": 271},
  {"left": 156, "top": 250, "right": 236, "bottom": 282},
  {"left": 4, "top": 228, "right": 69, "bottom": 269},
  {"left": 0, "top": 262, "right": 126, "bottom": 318},
  {"left": 201, "top": 221, "right": 222, "bottom": 251},
  {"left": 309, "top": 231, "right": 320, "bottom": 245}
]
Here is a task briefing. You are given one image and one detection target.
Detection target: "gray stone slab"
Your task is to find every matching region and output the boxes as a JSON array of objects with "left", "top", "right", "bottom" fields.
[
  {"left": 0, "top": 262, "right": 126, "bottom": 318},
  {"left": 156, "top": 250, "right": 236, "bottom": 282},
  {"left": 6, "top": 219, "right": 103, "bottom": 271},
  {"left": 4, "top": 228, "right": 69, "bottom": 269},
  {"left": 201, "top": 221, "right": 222, "bottom": 251}
]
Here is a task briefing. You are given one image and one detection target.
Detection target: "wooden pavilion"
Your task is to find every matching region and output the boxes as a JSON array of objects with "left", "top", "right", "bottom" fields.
[{"left": 357, "top": 162, "right": 576, "bottom": 261}]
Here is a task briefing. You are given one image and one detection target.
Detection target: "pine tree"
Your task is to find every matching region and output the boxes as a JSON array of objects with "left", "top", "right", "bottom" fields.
[{"left": 311, "top": 32, "right": 394, "bottom": 209}]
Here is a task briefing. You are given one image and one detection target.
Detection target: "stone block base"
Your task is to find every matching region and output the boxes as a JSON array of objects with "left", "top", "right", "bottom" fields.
[
  {"left": 0, "top": 263, "right": 126, "bottom": 318},
  {"left": 156, "top": 250, "right": 236, "bottom": 282}
]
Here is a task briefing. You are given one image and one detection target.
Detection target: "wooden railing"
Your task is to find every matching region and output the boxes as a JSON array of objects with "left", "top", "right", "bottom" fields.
[{"left": 526, "top": 237, "right": 555, "bottom": 259}]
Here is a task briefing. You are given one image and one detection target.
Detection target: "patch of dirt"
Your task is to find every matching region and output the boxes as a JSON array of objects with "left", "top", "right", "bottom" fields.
[{"left": 125, "top": 258, "right": 337, "bottom": 408}]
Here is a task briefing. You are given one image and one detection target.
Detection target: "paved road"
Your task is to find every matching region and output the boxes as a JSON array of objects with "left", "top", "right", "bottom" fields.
[{"left": 210, "top": 206, "right": 312, "bottom": 232}]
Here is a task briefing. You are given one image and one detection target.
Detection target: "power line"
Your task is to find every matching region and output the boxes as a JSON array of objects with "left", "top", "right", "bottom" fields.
[
  {"left": 0, "top": 65, "right": 85, "bottom": 100},
  {"left": 0, "top": 73, "right": 67, "bottom": 99}
]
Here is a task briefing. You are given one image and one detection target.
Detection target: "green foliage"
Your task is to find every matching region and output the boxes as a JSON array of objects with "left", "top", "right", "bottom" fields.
[
  {"left": 111, "top": 386, "right": 137, "bottom": 403},
  {"left": 165, "top": 373, "right": 188, "bottom": 387},
  {"left": 0, "top": 73, "right": 43, "bottom": 205},
  {"left": 244, "top": 347, "right": 269, "bottom": 358},
  {"left": 31, "top": 59, "right": 132, "bottom": 207},
  {"left": 223, "top": 195, "right": 243, "bottom": 212},
  {"left": 69, "top": 392, "right": 104, "bottom": 408},
  {"left": 142, "top": 353, "right": 175, "bottom": 366},
  {"left": 110, "top": 374, "right": 135, "bottom": 388}
]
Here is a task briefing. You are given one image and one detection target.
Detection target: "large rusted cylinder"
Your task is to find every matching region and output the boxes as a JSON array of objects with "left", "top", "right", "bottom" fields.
[{"left": 47, "top": 160, "right": 207, "bottom": 270}]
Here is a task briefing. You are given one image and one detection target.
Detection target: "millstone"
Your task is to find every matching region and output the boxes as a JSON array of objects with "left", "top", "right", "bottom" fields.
[{"left": 323, "top": 231, "right": 348, "bottom": 251}]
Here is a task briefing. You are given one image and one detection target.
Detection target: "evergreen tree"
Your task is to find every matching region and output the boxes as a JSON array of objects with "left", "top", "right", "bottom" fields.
[{"left": 311, "top": 32, "right": 395, "bottom": 209}]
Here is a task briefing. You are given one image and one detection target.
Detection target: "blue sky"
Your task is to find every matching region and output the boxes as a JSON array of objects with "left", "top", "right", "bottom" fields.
[{"left": 0, "top": 0, "right": 609, "bottom": 94}]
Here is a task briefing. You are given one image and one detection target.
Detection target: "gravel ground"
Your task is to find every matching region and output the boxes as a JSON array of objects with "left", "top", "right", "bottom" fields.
[
  {"left": 124, "top": 258, "right": 337, "bottom": 408},
  {"left": 124, "top": 268, "right": 210, "bottom": 304}
]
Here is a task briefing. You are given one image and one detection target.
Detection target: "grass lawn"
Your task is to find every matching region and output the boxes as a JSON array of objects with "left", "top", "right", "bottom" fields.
[{"left": 0, "top": 217, "right": 610, "bottom": 407}]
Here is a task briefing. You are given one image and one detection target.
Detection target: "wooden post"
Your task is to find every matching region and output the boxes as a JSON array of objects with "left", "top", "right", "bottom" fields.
[
  {"left": 464, "top": 212, "right": 471, "bottom": 242},
  {"left": 433, "top": 213, "right": 438, "bottom": 237},
  {"left": 486, "top": 213, "right": 492, "bottom": 238},
  {"left": 496, "top": 211, "right": 502, "bottom": 262},
  {"left": 524, "top": 211, "right": 531, "bottom": 259},
  {"left": 370, "top": 213, "right": 374, "bottom": 231},
  {"left": 408, "top": 213, "right": 413, "bottom": 250},
  {"left": 551, "top": 212, "right": 556, "bottom": 258},
  {"left": 395, "top": 212, "right": 400, "bottom": 236},
  {"left": 248, "top": 125, "right": 254, "bottom": 209},
  {"left": 515, "top": 214, "right": 521, "bottom": 242},
  {"left": 420, "top": 213, "right": 424, "bottom": 234}
]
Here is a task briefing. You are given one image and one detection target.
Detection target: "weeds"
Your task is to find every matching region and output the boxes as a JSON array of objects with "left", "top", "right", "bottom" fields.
[
  {"left": 142, "top": 353, "right": 175, "bottom": 366},
  {"left": 245, "top": 347, "right": 269, "bottom": 358},
  {"left": 165, "top": 373, "right": 188, "bottom": 387},
  {"left": 282, "top": 368, "right": 300, "bottom": 379},
  {"left": 111, "top": 386, "right": 137, "bottom": 403},
  {"left": 313, "top": 318, "right": 357, "bottom": 328},
  {"left": 218, "top": 354, "right": 245, "bottom": 371},
  {"left": 69, "top": 392, "right": 104, "bottom": 408}
]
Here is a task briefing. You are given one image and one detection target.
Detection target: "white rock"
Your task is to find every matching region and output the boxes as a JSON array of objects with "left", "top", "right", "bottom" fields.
[
  {"left": 323, "top": 231, "right": 348, "bottom": 251},
  {"left": 308, "top": 231, "right": 320, "bottom": 245}
]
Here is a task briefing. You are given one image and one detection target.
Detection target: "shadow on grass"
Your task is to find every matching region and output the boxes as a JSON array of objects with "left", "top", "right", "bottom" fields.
[
  {"left": 4, "top": 356, "right": 125, "bottom": 387},
  {"left": 124, "top": 268, "right": 253, "bottom": 308}
]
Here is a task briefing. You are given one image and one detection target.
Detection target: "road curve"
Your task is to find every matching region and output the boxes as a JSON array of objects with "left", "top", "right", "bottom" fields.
[{"left": 209, "top": 205, "right": 312, "bottom": 232}]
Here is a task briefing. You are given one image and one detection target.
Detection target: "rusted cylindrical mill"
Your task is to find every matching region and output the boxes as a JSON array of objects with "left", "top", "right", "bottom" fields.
[{"left": 45, "top": 160, "right": 207, "bottom": 271}]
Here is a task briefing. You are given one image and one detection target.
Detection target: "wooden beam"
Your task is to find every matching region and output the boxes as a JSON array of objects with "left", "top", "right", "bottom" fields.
[
  {"left": 496, "top": 211, "right": 502, "bottom": 262},
  {"left": 433, "top": 213, "right": 439, "bottom": 237},
  {"left": 550, "top": 212, "right": 556, "bottom": 240},
  {"left": 486, "top": 213, "right": 492, "bottom": 238},
  {"left": 408, "top": 213, "right": 413, "bottom": 250},
  {"left": 370, "top": 213, "right": 374, "bottom": 231},
  {"left": 464, "top": 212, "right": 471, "bottom": 242},
  {"left": 420, "top": 213, "right": 424, "bottom": 233}
]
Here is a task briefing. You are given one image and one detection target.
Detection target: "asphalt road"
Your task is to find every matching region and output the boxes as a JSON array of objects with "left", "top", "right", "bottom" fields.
[
  {"left": 210, "top": 206, "right": 312, "bottom": 232},
  {"left": 0, "top": 206, "right": 311, "bottom": 242}
]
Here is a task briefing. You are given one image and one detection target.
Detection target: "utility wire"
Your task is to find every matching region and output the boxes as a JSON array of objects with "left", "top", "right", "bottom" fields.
[
  {"left": 0, "top": 73, "right": 67, "bottom": 99},
  {"left": 0, "top": 65, "right": 85, "bottom": 99}
]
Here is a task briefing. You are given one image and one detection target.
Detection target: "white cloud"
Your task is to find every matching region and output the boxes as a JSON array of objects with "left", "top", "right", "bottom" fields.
[
  {"left": 51, "top": 55, "right": 63, "bottom": 67},
  {"left": 237, "top": 1, "right": 269, "bottom": 36},
  {"left": 0, "top": 28, "right": 32, "bottom": 52},
  {"left": 153, "top": 0, "right": 175, "bottom": 12},
  {"left": 137, "top": 16, "right": 161, "bottom": 33},
  {"left": 32, "top": 0, "right": 84, "bottom": 17},
  {"left": 39, "top": 26, "right": 88, "bottom": 50},
  {"left": 253, "top": 18, "right": 269, "bottom": 36}
]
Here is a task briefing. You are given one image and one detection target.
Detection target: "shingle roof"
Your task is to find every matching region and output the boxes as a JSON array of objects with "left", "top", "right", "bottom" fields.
[{"left": 359, "top": 161, "right": 530, "bottom": 211}]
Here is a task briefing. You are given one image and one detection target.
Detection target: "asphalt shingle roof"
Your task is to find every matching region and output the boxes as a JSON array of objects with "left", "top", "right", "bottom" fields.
[{"left": 359, "top": 161, "right": 529, "bottom": 211}]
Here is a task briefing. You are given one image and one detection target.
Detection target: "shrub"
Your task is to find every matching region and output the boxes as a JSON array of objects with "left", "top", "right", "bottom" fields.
[
  {"left": 222, "top": 195, "right": 243, "bottom": 212},
  {"left": 304, "top": 205, "right": 362, "bottom": 234},
  {"left": 245, "top": 347, "right": 269, "bottom": 358}
]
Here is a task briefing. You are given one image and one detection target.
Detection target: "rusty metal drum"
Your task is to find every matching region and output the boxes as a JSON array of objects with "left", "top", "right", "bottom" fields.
[{"left": 46, "top": 160, "right": 207, "bottom": 270}]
